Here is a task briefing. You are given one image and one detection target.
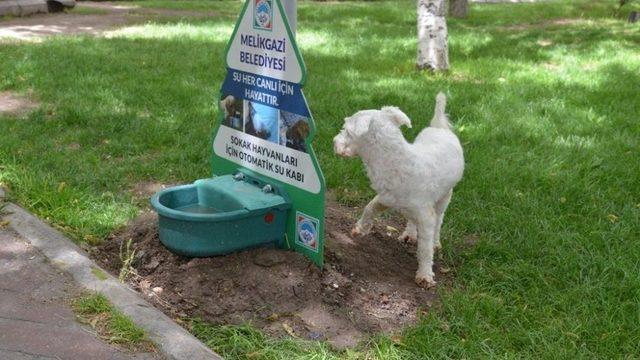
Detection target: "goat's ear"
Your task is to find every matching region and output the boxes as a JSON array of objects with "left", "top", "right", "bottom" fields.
[
  {"left": 381, "top": 106, "right": 412, "bottom": 128},
  {"left": 345, "top": 115, "right": 372, "bottom": 138},
  {"left": 367, "top": 114, "right": 386, "bottom": 134}
]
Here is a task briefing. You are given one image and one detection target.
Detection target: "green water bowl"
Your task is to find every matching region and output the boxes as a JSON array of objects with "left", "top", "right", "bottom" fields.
[{"left": 150, "top": 172, "right": 291, "bottom": 257}]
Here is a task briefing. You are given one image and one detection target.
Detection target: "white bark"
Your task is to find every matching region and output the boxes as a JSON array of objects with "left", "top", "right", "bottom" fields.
[{"left": 416, "top": 0, "right": 449, "bottom": 71}]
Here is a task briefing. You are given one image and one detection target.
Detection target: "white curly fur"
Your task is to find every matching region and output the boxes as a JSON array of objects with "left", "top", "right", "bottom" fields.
[{"left": 333, "top": 93, "right": 464, "bottom": 288}]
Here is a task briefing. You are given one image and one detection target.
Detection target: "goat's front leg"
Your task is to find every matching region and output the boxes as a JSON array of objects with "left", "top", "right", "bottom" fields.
[
  {"left": 351, "top": 195, "right": 387, "bottom": 237},
  {"left": 412, "top": 207, "right": 437, "bottom": 288},
  {"left": 398, "top": 220, "right": 417, "bottom": 244}
]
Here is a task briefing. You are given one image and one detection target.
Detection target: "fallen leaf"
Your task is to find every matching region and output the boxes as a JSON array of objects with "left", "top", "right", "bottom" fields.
[
  {"left": 560, "top": 197, "right": 566, "bottom": 203},
  {"left": 607, "top": 214, "right": 618, "bottom": 223},
  {"left": 0, "top": 219, "right": 10, "bottom": 228},
  {"left": 266, "top": 313, "right": 279, "bottom": 322},
  {"left": 537, "top": 39, "right": 553, "bottom": 47},
  {"left": 57, "top": 182, "right": 66, "bottom": 192},
  {"left": 391, "top": 335, "right": 404, "bottom": 345},
  {"left": 90, "top": 316, "right": 100, "bottom": 329},
  {"left": 386, "top": 225, "right": 399, "bottom": 233},
  {"left": 282, "top": 322, "right": 296, "bottom": 337},
  {"left": 440, "top": 267, "right": 451, "bottom": 274}
]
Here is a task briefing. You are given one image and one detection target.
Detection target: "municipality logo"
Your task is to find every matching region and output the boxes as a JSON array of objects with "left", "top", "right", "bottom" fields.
[
  {"left": 296, "top": 212, "right": 319, "bottom": 252},
  {"left": 254, "top": 0, "right": 273, "bottom": 31}
]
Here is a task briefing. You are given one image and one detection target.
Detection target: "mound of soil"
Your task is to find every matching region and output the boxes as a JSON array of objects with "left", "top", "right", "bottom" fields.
[{"left": 92, "top": 200, "right": 441, "bottom": 348}]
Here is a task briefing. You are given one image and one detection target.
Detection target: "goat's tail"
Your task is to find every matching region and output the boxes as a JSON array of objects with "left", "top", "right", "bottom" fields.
[{"left": 430, "top": 92, "right": 452, "bottom": 130}]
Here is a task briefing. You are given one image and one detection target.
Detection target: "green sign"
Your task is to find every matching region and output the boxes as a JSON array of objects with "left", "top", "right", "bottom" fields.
[{"left": 212, "top": 0, "right": 325, "bottom": 266}]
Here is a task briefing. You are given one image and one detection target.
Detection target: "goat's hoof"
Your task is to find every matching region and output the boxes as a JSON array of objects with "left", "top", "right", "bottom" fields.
[
  {"left": 398, "top": 233, "right": 417, "bottom": 244},
  {"left": 350, "top": 223, "right": 370, "bottom": 238},
  {"left": 350, "top": 226, "right": 363, "bottom": 237},
  {"left": 415, "top": 274, "right": 436, "bottom": 289}
]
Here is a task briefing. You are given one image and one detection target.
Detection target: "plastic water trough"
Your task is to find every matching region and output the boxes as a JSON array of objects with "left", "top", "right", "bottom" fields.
[{"left": 150, "top": 171, "right": 291, "bottom": 257}]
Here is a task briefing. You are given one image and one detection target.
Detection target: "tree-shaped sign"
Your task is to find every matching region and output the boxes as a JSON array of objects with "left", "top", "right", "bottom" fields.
[{"left": 212, "top": 0, "right": 325, "bottom": 266}]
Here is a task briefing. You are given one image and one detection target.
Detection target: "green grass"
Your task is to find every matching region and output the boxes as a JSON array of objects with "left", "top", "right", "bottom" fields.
[
  {"left": 190, "top": 322, "right": 357, "bottom": 359},
  {"left": 188, "top": 320, "right": 416, "bottom": 359},
  {"left": 73, "top": 293, "right": 153, "bottom": 349},
  {"left": 2, "top": 0, "right": 640, "bottom": 358}
]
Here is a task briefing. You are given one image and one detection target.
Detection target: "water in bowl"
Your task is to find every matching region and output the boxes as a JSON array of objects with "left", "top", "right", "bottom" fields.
[{"left": 177, "top": 204, "right": 220, "bottom": 214}]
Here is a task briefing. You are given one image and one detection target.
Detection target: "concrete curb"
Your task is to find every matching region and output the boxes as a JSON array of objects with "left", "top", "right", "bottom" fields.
[{"left": 3, "top": 202, "right": 222, "bottom": 360}]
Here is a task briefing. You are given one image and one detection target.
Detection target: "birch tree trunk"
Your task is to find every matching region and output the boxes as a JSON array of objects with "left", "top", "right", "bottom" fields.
[
  {"left": 450, "top": 0, "right": 468, "bottom": 18},
  {"left": 416, "top": 0, "right": 449, "bottom": 71}
]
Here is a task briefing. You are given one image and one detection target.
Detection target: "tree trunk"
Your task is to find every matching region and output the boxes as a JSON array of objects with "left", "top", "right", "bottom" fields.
[
  {"left": 416, "top": 0, "right": 449, "bottom": 72},
  {"left": 450, "top": 0, "right": 468, "bottom": 18}
]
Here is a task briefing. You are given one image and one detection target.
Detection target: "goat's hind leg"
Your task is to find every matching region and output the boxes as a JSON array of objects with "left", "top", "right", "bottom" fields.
[
  {"left": 411, "top": 207, "right": 438, "bottom": 288},
  {"left": 433, "top": 190, "right": 453, "bottom": 251}
]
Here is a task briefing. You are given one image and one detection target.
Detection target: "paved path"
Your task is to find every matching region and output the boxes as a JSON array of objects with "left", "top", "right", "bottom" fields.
[
  {"left": 0, "top": 1, "right": 215, "bottom": 41},
  {"left": 0, "top": 227, "right": 158, "bottom": 360}
]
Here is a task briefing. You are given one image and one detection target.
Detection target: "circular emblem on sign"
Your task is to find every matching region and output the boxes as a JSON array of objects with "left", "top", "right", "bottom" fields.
[
  {"left": 298, "top": 218, "right": 317, "bottom": 249},
  {"left": 255, "top": 0, "right": 272, "bottom": 29}
]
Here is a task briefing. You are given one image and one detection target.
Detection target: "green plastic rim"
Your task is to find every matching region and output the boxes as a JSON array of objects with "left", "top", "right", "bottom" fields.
[{"left": 151, "top": 184, "right": 250, "bottom": 222}]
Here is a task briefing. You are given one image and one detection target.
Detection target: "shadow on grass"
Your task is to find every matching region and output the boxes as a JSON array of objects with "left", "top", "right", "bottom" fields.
[{"left": 0, "top": 1, "right": 637, "bottom": 235}]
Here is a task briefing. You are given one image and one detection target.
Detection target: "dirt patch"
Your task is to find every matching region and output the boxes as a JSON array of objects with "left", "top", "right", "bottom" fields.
[
  {"left": 92, "top": 199, "right": 445, "bottom": 349},
  {"left": 0, "top": 91, "right": 39, "bottom": 116},
  {"left": 0, "top": 1, "right": 216, "bottom": 41},
  {"left": 82, "top": 2, "right": 216, "bottom": 19}
]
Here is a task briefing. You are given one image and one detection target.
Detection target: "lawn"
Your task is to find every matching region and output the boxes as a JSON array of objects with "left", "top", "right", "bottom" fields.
[{"left": 1, "top": 0, "right": 639, "bottom": 358}]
